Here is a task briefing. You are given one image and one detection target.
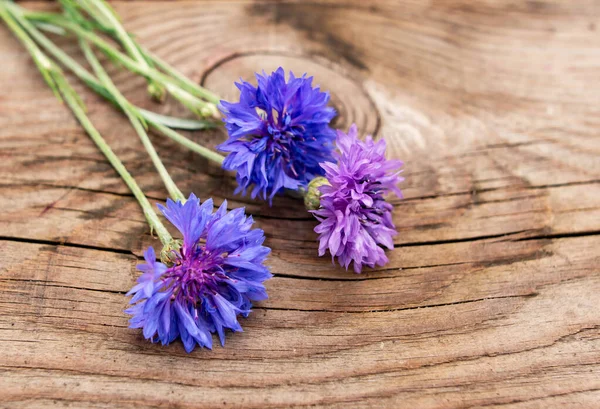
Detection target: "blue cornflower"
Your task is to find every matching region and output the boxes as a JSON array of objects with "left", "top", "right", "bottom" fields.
[
  {"left": 126, "top": 194, "right": 271, "bottom": 352},
  {"left": 218, "top": 67, "right": 337, "bottom": 202}
]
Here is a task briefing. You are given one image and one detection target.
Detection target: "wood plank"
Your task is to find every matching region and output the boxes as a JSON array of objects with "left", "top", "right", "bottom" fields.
[
  {"left": 1, "top": 239, "right": 599, "bottom": 407},
  {"left": 1, "top": 0, "right": 599, "bottom": 407}
]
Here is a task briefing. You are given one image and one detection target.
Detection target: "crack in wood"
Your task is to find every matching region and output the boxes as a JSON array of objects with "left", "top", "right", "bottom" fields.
[
  {"left": 254, "top": 293, "right": 538, "bottom": 314},
  {"left": 0, "top": 236, "right": 136, "bottom": 257}
]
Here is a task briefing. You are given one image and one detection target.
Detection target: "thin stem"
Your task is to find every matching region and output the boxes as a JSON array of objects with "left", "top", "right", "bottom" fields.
[
  {"left": 81, "top": 0, "right": 143, "bottom": 65},
  {"left": 23, "top": 10, "right": 219, "bottom": 118},
  {"left": 151, "top": 122, "right": 225, "bottom": 166},
  {"left": 80, "top": 39, "right": 186, "bottom": 203},
  {"left": 61, "top": 85, "right": 173, "bottom": 246},
  {"left": 5, "top": 2, "right": 110, "bottom": 98},
  {"left": 6, "top": 5, "right": 227, "bottom": 167},
  {"left": 78, "top": 0, "right": 166, "bottom": 101},
  {"left": 0, "top": 4, "right": 61, "bottom": 100},
  {"left": 54, "top": 1, "right": 220, "bottom": 105},
  {"left": 0, "top": 3, "right": 173, "bottom": 246},
  {"left": 139, "top": 48, "right": 221, "bottom": 105}
]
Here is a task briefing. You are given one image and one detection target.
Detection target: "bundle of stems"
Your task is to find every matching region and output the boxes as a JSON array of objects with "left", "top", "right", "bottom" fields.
[{"left": 0, "top": 0, "right": 229, "bottom": 252}]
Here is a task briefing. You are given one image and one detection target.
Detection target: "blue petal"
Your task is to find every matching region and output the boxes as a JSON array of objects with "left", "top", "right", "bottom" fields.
[
  {"left": 212, "top": 293, "right": 241, "bottom": 329},
  {"left": 157, "top": 194, "right": 210, "bottom": 251}
]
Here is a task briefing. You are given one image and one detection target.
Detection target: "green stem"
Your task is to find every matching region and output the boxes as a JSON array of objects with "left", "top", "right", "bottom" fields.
[
  {"left": 60, "top": 1, "right": 220, "bottom": 105},
  {"left": 5, "top": 2, "right": 110, "bottom": 98},
  {"left": 23, "top": 10, "right": 218, "bottom": 118},
  {"left": 61, "top": 85, "right": 174, "bottom": 246},
  {"left": 140, "top": 48, "right": 221, "bottom": 105},
  {"left": 80, "top": 39, "right": 186, "bottom": 202},
  {"left": 0, "top": 4, "right": 61, "bottom": 100},
  {"left": 82, "top": 0, "right": 144, "bottom": 66},
  {"left": 151, "top": 122, "right": 225, "bottom": 166},
  {"left": 0, "top": 3, "right": 173, "bottom": 246},
  {"left": 78, "top": 0, "right": 166, "bottom": 101},
  {"left": 6, "top": 3, "right": 226, "bottom": 167}
]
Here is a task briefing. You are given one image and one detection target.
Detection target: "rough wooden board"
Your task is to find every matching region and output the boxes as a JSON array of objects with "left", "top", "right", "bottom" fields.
[
  {"left": 1, "top": 241, "right": 599, "bottom": 408},
  {"left": 1, "top": 0, "right": 600, "bottom": 408}
]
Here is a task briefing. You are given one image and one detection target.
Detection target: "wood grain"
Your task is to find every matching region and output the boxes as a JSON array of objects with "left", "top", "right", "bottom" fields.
[{"left": 1, "top": 1, "right": 600, "bottom": 408}]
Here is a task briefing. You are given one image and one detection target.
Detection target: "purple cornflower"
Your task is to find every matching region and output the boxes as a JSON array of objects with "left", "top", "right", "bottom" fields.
[
  {"left": 312, "top": 124, "right": 403, "bottom": 273},
  {"left": 218, "top": 67, "right": 336, "bottom": 203},
  {"left": 126, "top": 194, "right": 271, "bottom": 352}
]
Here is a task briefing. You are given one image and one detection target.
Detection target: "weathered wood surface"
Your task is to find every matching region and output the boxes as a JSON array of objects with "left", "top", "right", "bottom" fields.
[{"left": 1, "top": 1, "right": 600, "bottom": 407}]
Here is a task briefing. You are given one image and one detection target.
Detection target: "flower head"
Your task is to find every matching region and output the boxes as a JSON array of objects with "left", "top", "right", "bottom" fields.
[
  {"left": 218, "top": 67, "right": 336, "bottom": 203},
  {"left": 312, "top": 125, "right": 403, "bottom": 273},
  {"left": 126, "top": 194, "right": 271, "bottom": 352}
]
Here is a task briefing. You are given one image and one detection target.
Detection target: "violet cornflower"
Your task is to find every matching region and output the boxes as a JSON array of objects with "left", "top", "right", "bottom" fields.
[
  {"left": 218, "top": 67, "right": 336, "bottom": 203},
  {"left": 311, "top": 125, "right": 403, "bottom": 273},
  {"left": 126, "top": 194, "right": 271, "bottom": 352}
]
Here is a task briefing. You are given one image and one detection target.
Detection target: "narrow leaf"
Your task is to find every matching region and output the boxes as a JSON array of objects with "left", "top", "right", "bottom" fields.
[{"left": 139, "top": 109, "right": 216, "bottom": 131}]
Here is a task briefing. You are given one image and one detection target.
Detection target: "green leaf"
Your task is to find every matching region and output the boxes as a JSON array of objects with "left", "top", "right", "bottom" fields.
[
  {"left": 35, "top": 22, "right": 67, "bottom": 35},
  {"left": 138, "top": 109, "right": 216, "bottom": 131}
]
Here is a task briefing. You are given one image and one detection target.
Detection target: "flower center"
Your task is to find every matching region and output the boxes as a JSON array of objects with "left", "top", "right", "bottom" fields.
[
  {"left": 252, "top": 106, "right": 313, "bottom": 180},
  {"left": 162, "top": 248, "right": 227, "bottom": 304}
]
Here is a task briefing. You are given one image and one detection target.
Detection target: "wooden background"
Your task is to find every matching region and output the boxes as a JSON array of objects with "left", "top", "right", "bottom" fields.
[{"left": 1, "top": 1, "right": 600, "bottom": 407}]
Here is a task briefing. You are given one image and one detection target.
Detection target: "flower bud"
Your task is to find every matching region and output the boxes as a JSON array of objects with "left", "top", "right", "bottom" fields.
[
  {"left": 304, "top": 176, "right": 329, "bottom": 210},
  {"left": 148, "top": 82, "right": 166, "bottom": 103},
  {"left": 160, "top": 239, "right": 183, "bottom": 265}
]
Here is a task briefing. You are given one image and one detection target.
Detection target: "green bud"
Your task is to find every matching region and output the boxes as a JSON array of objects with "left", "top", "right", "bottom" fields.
[
  {"left": 147, "top": 82, "right": 166, "bottom": 103},
  {"left": 304, "top": 176, "right": 329, "bottom": 210},
  {"left": 160, "top": 239, "right": 183, "bottom": 265}
]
